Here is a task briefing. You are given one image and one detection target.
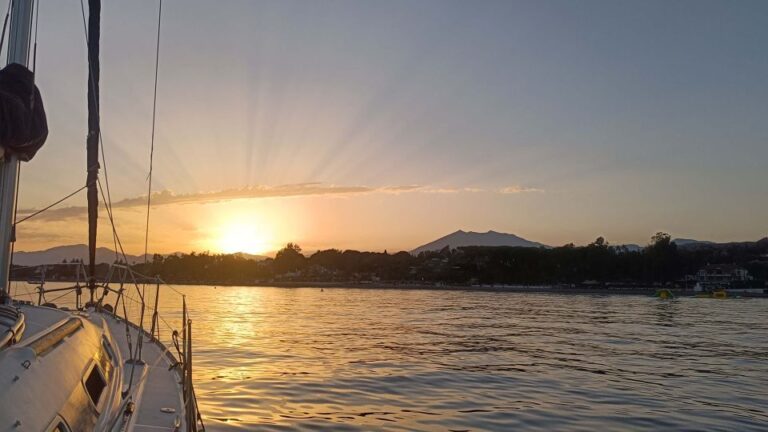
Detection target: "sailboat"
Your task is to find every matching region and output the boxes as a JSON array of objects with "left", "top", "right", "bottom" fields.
[{"left": 0, "top": 1, "right": 203, "bottom": 430}]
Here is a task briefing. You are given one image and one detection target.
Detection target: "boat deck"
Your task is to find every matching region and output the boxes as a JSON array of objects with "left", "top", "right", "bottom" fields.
[
  {"left": 2, "top": 304, "right": 190, "bottom": 431},
  {"left": 18, "top": 304, "right": 70, "bottom": 340},
  {"left": 101, "top": 313, "right": 186, "bottom": 431}
]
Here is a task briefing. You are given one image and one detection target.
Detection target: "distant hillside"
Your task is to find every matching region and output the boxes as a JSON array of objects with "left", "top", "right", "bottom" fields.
[
  {"left": 12, "top": 245, "right": 269, "bottom": 267},
  {"left": 617, "top": 244, "right": 642, "bottom": 252},
  {"left": 672, "top": 238, "right": 717, "bottom": 248},
  {"left": 230, "top": 252, "right": 269, "bottom": 261},
  {"left": 411, "top": 230, "right": 548, "bottom": 254},
  {"left": 12, "top": 244, "right": 149, "bottom": 266},
  {"left": 673, "top": 237, "right": 768, "bottom": 250}
]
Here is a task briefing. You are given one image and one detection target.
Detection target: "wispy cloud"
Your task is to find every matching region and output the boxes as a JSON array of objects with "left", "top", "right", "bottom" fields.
[
  {"left": 379, "top": 185, "right": 423, "bottom": 194},
  {"left": 419, "top": 187, "right": 486, "bottom": 194},
  {"left": 17, "top": 182, "right": 530, "bottom": 223},
  {"left": 499, "top": 185, "right": 543, "bottom": 194},
  {"left": 111, "top": 183, "right": 382, "bottom": 207},
  {"left": 17, "top": 183, "right": 422, "bottom": 222}
]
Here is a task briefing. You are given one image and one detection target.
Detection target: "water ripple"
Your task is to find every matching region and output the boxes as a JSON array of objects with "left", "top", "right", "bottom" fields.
[{"left": 162, "top": 287, "right": 768, "bottom": 431}]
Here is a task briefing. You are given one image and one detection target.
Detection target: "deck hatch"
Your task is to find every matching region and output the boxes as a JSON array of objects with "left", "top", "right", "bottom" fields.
[{"left": 44, "top": 416, "right": 71, "bottom": 432}]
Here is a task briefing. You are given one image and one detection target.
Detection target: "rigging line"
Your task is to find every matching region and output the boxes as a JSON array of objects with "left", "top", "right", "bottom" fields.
[
  {"left": 11, "top": 0, "right": 40, "bottom": 272},
  {"left": 9, "top": 143, "right": 20, "bottom": 272},
  {"left": 8, "top": 170, "right": 19, "bottom": 275},
  {"left": 13, "top": 183, "right": 88, "bottom": 225},
  {"left": 97, "top": 175, "right": 118, "bottom": 262},
  {"left": 13, "top": 283, "right": 34, "bottom": 302},
  {"left": 0, "top": 0, "right": 10, "bottom": 56},
  {"left": 157, "top": 276, "right": 186, "bottom": 297},
  {"left": 46, "top": 288, "right": 77, "bottom": 305},
  {"left": 124, "top": 336, "right": 177, "bottom": 402},
  {"left": 143, "top": 0, "right": 163, "bottom": 265},
  {"left": 31, "top": 0, "right": 38, "bottom": 72},
  {"left": 97, "top": 179, "right": 132, "bottom": 269},
  {"left": 24, "top": 0, "right": 32, "bottom": 64},
  {"left": 99, "top": 136, "right": 117, "bottom": 263},
  {"left": 10, "top": 262, "right": 86, "bottom": 270}
]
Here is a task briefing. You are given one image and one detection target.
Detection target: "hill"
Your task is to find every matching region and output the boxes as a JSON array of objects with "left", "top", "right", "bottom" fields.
[
  {"left": 411, "top": 230, "right": 548, "bottom": 254},
  {"left": 11, "top": 244, "right": 150, "bottom": 266},
  {"left": 672, "top": 238, "right": 716, "bottom": 248},
  {"left": 12, "top": 245, "right": 270, "bottom": 267}
]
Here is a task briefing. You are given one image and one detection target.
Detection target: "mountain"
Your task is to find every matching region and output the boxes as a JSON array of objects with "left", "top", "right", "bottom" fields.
[
  {"left": 12, "top": 245, "right": 270, "bottom": 267},
  {"left": 617, "top": 243, "right": 642, "bottom": 252},
  {"left": 673, "top": 238, "right": 768, "bottom": 250},
  {"left": 12, "top": 244, "right": 149, "bottom": 266},
  {"left": 411, "top": 230, "right": 548, "bottom": 254},
  {"left": 672, "top": 238, "right": 717, "bottom": 248},
  {"left": 231, "top": 252, "right": 269, "bottom": 261}
]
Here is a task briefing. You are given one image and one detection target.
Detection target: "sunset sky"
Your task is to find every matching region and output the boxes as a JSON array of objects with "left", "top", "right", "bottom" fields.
[{"left": 8, "top": 0, "right": 768, "bottom": 255}]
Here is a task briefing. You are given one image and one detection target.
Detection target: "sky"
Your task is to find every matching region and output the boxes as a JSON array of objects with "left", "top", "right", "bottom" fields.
[{"left": 5, "top": 0, "right": 768, "bottom": 255}]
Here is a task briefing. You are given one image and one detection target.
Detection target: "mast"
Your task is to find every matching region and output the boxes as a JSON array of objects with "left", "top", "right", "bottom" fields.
[
  {"left": 0, "top": 0, "right": 35, "bottom": 302},
  {"left": 86, "top": 0, "right": 100, "bottom": 304}
]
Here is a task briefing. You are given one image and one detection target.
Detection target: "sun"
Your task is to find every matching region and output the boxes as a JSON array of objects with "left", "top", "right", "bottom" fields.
[{"left": 216, "top": 223, "right": 272, "bottom": 255}]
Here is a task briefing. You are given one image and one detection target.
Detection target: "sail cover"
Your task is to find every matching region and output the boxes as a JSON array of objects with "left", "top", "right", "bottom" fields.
[{"left": 0, "top": 63, "right": 48, "bottom": 161}]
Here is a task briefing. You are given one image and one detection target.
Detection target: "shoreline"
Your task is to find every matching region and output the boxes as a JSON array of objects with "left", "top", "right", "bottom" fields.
[
  {"left": 12, "top": 278, "right": 767, "bottom": 297},
  {"left": 242, "top": 282, "right": 768, "bottom": 297}
]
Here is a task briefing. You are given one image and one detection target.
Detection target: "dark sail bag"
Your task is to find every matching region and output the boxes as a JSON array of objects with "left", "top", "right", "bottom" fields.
[{"left": 0, "top": 63, "right": 48, "bottom": 161}]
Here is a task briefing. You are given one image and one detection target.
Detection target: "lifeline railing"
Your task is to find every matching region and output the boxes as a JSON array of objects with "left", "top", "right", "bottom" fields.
[{"left": 9, "top": 262, "right": 205, "bottom": 432}]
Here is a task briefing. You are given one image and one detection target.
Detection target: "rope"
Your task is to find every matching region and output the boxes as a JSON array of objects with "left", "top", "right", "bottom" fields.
[
  {"left": 45, "top": 288, "right": 77, "bottom": 305},
  {"left": 11, "top": 282, "right": 34, "bottom": 302},
  {"left": 97, "top": 178, "right": 131, "bottom": 265},
  {"left": 10, "top": 262, "right": 86, "bottom": 270},
  {"left": 156, "top": 276, "right": 187, "bottom": 297},
  {"left": 0, "top": 0, "right": 10, "bottom": 56},
  {"left": 31, "top": 0, "right": 39, "bottom": 71},
  {"left": 143, "top": 0, "right": 163, "bottom": 265},
  {"left": 6, "top": 0, "right": 39, "bottom": 299},
  {"left": 99, "top": 138, "right": 118, "bottom": 262},
  {"left": 13, "top": 183, "right": 87, "bottom": 225},
  {"left": 9, "top": 138, "right": 21, "bottom": 282}
]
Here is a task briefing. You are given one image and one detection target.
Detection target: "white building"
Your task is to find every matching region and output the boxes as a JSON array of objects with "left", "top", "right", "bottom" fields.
[{"left": 694, "top": 264, "right": 750, "bottom": 291}]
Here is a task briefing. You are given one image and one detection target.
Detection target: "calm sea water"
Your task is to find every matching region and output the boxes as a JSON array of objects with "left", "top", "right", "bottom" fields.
[{"left": 14, "top": 284, "right": 768, "bottom": 431}]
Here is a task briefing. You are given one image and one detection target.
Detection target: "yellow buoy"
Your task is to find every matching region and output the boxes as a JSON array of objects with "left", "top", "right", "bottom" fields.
[{"left": 712, "top": 289, "right": 727, "bottom": 299}]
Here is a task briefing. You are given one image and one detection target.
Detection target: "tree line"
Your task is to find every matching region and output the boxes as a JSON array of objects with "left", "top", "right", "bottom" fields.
[
  {"left": 11, "top": 233, "right": 767, "bottom": 287},
  {"left": 125, "top": 233, "right": 768, "bottom": 286}
]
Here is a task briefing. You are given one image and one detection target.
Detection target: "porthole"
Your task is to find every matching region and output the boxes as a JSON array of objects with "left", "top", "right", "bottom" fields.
[{"left": 102, "top": 337, "right": 115, "bottom": 361}]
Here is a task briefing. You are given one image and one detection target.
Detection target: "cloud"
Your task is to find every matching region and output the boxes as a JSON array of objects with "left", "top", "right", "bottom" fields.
[
  {"left": 499, "top": 185, "right": 543, "bottom": 194},
  {"left": 111, "top": 183, "right": 379, "bottom": 208},
  {"left": 420, "top": 187, "right": 486, "bottom": 194},
  {"left": 17, "top": 182, "right": 531, "bottom": 223},
  {"left": 16, "top": 183, "right": 422, "bottom": 222},
  {"left": 379, "top": 185, "right": 422, "bottom": 194}
]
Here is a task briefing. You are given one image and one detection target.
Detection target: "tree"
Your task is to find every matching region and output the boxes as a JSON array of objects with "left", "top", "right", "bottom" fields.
[
  {"left": 651, "top": 232, "right": 671, "bottom": 246},
  {"left": 645, "top": 232, "right": 678, "bottom": 282},
  {"left": 274, "top": 243, "right": 306, "bottom": 273}
]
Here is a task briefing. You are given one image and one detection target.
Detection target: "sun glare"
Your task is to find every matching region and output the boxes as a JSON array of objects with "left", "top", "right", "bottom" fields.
[{"left": 217, "top": 223, "right": 273, "bottom": 255}]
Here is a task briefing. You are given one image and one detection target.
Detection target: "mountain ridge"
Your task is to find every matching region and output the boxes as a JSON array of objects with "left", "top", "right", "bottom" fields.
[
  {"left": 411, "top": 230, "right": 548, "bottom": 254},
  {"left": 11, "top": 244, "right": 268, "bottom": 266},
  {"left": 12, "top": 244, "right": 150, "bottom": 266}
]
